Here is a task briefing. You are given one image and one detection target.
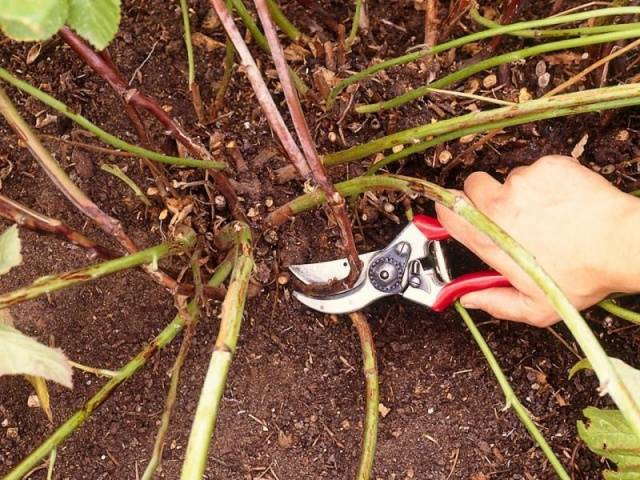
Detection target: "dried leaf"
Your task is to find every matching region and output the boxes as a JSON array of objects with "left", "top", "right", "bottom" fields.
[
  {"left": 571, "top": 133, "right": 589, "bottom": 159},
  {"left": 26, "top": 375, "right": 53, "bottom": 422}
]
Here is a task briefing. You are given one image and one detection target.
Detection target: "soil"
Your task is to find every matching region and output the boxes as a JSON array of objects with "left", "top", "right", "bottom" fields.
[{"left": 1, "top": 1, "right": 640, "bottom": 479}]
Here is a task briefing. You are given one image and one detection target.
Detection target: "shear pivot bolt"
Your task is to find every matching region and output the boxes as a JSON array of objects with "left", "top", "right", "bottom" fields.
[{"left": 409, "top": 277, "right": 421, "bottom": 288}]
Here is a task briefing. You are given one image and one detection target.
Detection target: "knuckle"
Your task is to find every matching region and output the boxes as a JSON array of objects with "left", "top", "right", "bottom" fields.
[{"left": 536, "top": 154, "right": 573, "bottom": 169}]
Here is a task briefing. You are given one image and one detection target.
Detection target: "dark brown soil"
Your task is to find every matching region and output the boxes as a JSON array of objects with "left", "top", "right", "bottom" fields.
[{"left": 1, "top": 1, "right": 640, "bottom": 479}]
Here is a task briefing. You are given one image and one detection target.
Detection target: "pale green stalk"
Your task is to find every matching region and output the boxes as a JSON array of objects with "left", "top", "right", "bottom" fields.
[
  {"left": 327, "top": 6, "right": 640, "bottom": 107},
  {"left": 346, "top": 0, "right": 364, "bottom": 49},
  {"left": 349, "top": 312, "right": 379, "bottom": 480},
  {"left": 266, "top": 0, "right": 302, "bottom": 41},
  {"left": 100, "top": 164, "right": 151, "bottom": 206},
  {"left": 179, "top": 0, "right": 196, "bottom": 87},
  {"left": 180, "top": 223, "right": 254, "bottom": 480},
  {"left": 471, "top": 8, "right": 640, "bottom": 37},
  {"left": 46, "top": 449, "right": 56, "bottom": 480},
  {"left": 0, "top": 68, "right": 222, "bottom": 169},
  {"left": 1, "top": 260, "right": 233, "bottom": 480},
  {"left": 599, "top": 299, "right": 640, "bottom": 325},
  {"left": 357, "top": 28, "right": 640, "bottom": 113},
  {"left": 456, "top": 303, "right": 570, "bottom": 479},
  {"left": 0, "top": 239, "right": 183, "bottom": 310}
]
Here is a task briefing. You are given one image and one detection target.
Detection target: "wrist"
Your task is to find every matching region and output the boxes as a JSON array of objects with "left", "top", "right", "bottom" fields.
[{"left": 608, "top": 194, "right": 640, "bottom": 293}]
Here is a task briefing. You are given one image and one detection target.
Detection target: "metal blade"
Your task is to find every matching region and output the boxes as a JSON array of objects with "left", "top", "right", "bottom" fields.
[
  {"left": 292, "top": 280, "right": 389, "bottom": 314},
  {"left": 289, "top": 251, "right": 378, "bottom": 285}
]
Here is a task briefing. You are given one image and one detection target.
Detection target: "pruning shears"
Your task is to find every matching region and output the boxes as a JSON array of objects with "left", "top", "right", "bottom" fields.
[{"left": 289, "top": 214, "right": 511, "bottom": 314}]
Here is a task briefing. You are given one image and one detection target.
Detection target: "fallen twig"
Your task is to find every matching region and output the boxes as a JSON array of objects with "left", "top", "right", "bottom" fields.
[{"left": 425, "top": 0, "right": 440, "bottom": 47}]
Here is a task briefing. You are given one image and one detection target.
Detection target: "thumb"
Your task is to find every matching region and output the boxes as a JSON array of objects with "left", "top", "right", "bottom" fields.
[{"left": 460, "top": 287, "right": 557, "bottom": 327}]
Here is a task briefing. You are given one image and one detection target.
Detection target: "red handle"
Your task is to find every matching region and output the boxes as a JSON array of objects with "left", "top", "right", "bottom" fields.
[
  {"left": 412, "top": 214, "right": 450, "bottom": 241},
  {"left": 431, "top": 271, "right": 511, "bottom": 312}
]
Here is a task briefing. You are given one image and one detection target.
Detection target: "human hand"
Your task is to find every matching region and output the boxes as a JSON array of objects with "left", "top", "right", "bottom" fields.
[{"left": 435, "top": 155, "right": 640, "bottom": 327}]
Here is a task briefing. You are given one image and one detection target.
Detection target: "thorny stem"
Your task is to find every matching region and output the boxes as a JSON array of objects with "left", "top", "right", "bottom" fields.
[
  {"left": 0, "top": 68, "right": 223, "bottom": 169},
  {"left": 58, "top": 27, "right": 245, "bottom": 221},
  {"left": 209, "top": 37, "right": 236, "bottom": 122},
  {"left": 267, "top": 175, "right": 410, "bottom": 225},
  {"left": 0, "top": 234, "right": 195, "bottom": 309},
  {"left": 599, "top": 299, "right": 640, "bottom": 325},
  {"left": 180, "top": 223, "right": 254, "bottom": 480},
  {"left": 0, "top": 85, "right": 189, "bottom": 295},
  {"left": 255, "top": 0, "right": 363, "bottom": 290},
  {"left": 213, "top": 0, "right": 310, "bottom": 178},
  {"left": 0, "top": 237, "right": 187, "bottom": 310},
  {"left": 0, "top": 193, "right": 116, "bottom": 259},
  {"left": 348, "top": 312, "right": 379, "bottom": 480},
  {"left": 141, "top": 256, "right": 204, "bottom": 480},
  {"left": 455, "top": 304, "right": 570, "bottom": 480},
  {"left": 327, "top": 6, "right": 640, "bottom": 107},
  {"left": 357, "top": 28, "right": 640, "bottom": 113},
  {"left": 230, "top": 0, "right": 309, "bottom": 94},
  {"left": 2, "top": 260, "right": 234, "bottom": 480},
  {"left": 324, "top": 83, "right": 640, "bottom": 167}
]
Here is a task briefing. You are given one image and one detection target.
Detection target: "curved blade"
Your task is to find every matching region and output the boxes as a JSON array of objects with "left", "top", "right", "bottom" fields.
[
  {"left": 289, "top": 251, "right": 378, "bottom": 285},
  {"left": 293, "top": 281, "right": 389, "bottom": 314}
]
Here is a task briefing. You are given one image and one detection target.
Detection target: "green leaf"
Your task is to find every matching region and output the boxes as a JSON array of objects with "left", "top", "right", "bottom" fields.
[
  {"left": 0, "top": 324, "right": 72, "bottom": 388},
  {"left": 578, "top": 407, "right": 640, "bottom": 479},
  {"left": 0, "top": 224, "right": 22, "bottom": 276},
  {"left": 0, "top": 0, "right": 68, "bottom": 42},
  {"left": 569, "top": 358, "right": 592, "bottom": 379},
  {"left": 66, "top": 0, "right": 121, "bottom": 50}
]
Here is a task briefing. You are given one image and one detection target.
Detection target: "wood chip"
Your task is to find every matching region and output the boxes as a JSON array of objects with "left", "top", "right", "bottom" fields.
[
  {"left": 191, "top": 32, "right": 225, "bottom": 52},
  {"left": 571, "top": 133, "right": 589, "bottom": 159},
  {"left": 482, "top": 74, "right": 497, "bottom": 89},
  {"left": 378, "top": 402, "right": 391, "bottom": 418}
]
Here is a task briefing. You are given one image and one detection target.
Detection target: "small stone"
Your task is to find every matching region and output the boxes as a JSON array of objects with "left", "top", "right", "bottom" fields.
[
  {"left": 277, "top": 273, "right": 289, "bottom": 285},
  {"left": 6, "top": 427, "right": 18, "bottom": 439},
  {"left": 391, "top": 144, "right": 404, "bottom": 154},
  {"left": 601, "top": 164, "right": 615, "bottom": 175},
  {"left": 328, "top": 131, "right": 337, "bottom": 143},
  {"left": 264, "top": 229, "right": 278, "bottom": 245},
  {"left": 214, "top": 195, "right": 227, "bottom": 210},
  {"left": 72, "top": 149, "right": 94, "bottom": 178},
  {"left": 482, "top": 74, "right": 497, "bottom": 89},
  {"left": 535, "top": 60, "right": 547, "bottom": 77},
  {"left": 1, "top": 418, "right": 8, "bottom": 427},
  {"left": 27, "top": 394, "right": 40, "bottom": 409},
  {"left": 158, "top": 209, "right": 168, "bottom": 221},
  {"left": 341, "top": 419, "right": 351, "bottom": 430},
  {"left": 460, "top": 134, "right": 476, "bottom": 144},
  {"left": 378, "top": 402, "right": 391, "bottom": 418},
  {"left": 616, "top": 130, "right": 630, "bottom": 142},
  {"left": 438, "top": 150, "right": 452, "bottom": 164},
  {"left": 247, "top": 207, "right": 258, "bottom": 218},
  {"left": 265, "top": 197, "right": 274, "bottom": 208},
  {"left": 383, "top": 202, "right": 395, "bottom": 213},
  {"left": 518, "top": 88, "right": 532, "bottom": 103}
]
